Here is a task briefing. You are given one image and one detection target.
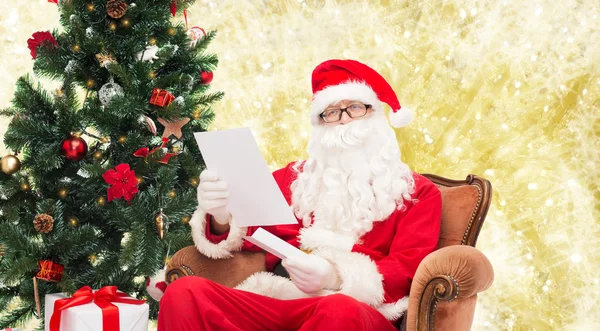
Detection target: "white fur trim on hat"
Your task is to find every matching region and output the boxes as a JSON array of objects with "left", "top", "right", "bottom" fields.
[
  {"left": 189, "top": 208, "right": 247, "bottom": 259},
  {"left": 310, "top": 81, "right": 383, "bottom": 126},
  {"left": 389, "top": 107, "right": 414, "bottom": 128}
]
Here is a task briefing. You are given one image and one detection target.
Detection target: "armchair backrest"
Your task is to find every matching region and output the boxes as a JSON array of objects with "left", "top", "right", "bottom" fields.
[{"left": 421, "top": 174, "right": 492, "bottom": 248}]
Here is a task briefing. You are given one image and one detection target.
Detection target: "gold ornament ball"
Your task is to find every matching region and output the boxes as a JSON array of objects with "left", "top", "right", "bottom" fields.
[
  {"left": 122, "top": 19, "right": 130, "bottom": 28},
  {"left": 181, "top": 215, "right": 191, "bottom": 224},
  {"left": 93, "top": 151, "right": 103, "bottom": 160},
  {"left": 58, "top": 188, "right": 68, "bottom": 199},
  {"left": 68, "top": 217, "right": 79, "bottom": 227},
  {"left": 149, "top": 38, "right": 157, "bottom": 46},
  {"left": 100, "top": 137, "right": 109, "bottom": 144},
  {"left": 136, "top": 176, "right": 144, "bottom": 184},
  {"left": 20, "top": 182, "right": 31, "bottom": 191},
  {"left": 86, "top": 79, "right": 95, "bottom": 88},
  {"left": 109, "top": 23, "right": 117, "bottom": 31},
  {"left": 1, "top": 155, "right": 21, "bottom": 175},
  {"left": 97, "top": 196, "right": 106, "bottom": 206},
  {"left": 168, "top": 28, "right": 176, "bottom": 36},
  {"left": 148, "top": 71, "right": 156, "bottom": 79},
  {"left": 168, "top": 190, "right": 177, "bottom": 198},
  {"left": 118, "top": 135, "right": 127, "bottom": 143},
  {"left": 86, "top": 3, "right": 95, "bottom": 11},
  {"left": 72, "top": 44, "right": 80, "bottom": 52},
  {"left": 190, "top": 178, "right": 199, "bottom": 186}
]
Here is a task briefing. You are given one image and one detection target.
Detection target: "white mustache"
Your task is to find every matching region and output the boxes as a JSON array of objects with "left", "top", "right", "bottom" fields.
[{"left": 319, "top": 120, "right": 372, "bottom": 150}]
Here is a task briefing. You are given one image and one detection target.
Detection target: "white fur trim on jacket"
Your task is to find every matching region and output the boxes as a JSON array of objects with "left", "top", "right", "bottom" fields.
[
  {"left": 314, "top": 248, "right": 385, "bottom": 306},
  {"left": 376, "top": 296, "right": 409, "bottom": 320},
  {"left": 235, "top": 272, "right": 322, "bottom": 299},
  {"left": 235, "top": 267, "right": 407, "bottom": 321},
  {"left": 299, "top": 227, "right": 356, "bottom": 251},
  {"left": 189, "top": 208, "right": 247, "bottom": 259},
  {"left": 310, "top": 81, "right": 383, "bottom": 126}
]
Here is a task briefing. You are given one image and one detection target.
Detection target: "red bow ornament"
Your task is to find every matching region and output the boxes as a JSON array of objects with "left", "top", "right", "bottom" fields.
[
  {"left": 27, "top": 31, "right": 58, "bottom": 59},
  {"left": 133, "top": 137, "right": 178, "bottom": 164},
  {"left": 49, "top": 286, "right": 147, "bottom": 331}
]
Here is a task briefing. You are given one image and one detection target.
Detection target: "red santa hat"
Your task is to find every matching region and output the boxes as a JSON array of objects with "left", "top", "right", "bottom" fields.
[{"left": 310, "top": 59, "right": 413, "bottom": 128}]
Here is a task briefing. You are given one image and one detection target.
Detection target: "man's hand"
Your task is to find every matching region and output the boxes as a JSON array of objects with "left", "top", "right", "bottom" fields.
[
  {"left": 197, "top": 170, "right": 231, "bottom": 225},
  {"left": 282, "top": 254, "right": 341, "bottom": 294}
]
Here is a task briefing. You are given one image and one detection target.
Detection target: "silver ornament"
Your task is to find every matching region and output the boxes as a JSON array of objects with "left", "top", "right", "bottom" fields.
[
  {"left": 98, "top": 79, "right": 124, "bottom": 106},
  {"left": 86, "top": 27, "right": 94, "bottom": 38},
  {"left": 65, "top": 60, "right": 78, "bottom": 74},
  {"left": 174, "top": 96, "right": 185, "bottom": 106},
  {"left": 135, "top": 45, "right": 160, "bottom": 63}
]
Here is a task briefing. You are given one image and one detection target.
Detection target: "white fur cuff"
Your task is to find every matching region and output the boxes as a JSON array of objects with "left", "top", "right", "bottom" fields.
[
  {"left": 189, "top": 208, "right": 247, "bottom": 259},
  {"left": 314, "top": 249, "right": 385, "bottom": 307}
]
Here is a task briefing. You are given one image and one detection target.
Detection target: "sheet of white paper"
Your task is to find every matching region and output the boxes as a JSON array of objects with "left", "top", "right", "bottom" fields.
[
  {"left": 244, "top": 228, "right": 307, "bottom": 259},
  {"left": 194, "top": 128, "right": 298, "bottom": 227}
]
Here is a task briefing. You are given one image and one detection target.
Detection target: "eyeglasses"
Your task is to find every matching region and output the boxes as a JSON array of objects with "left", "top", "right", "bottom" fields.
[{"left": 319, "top": 103, "right": 371, "bottom": 123}]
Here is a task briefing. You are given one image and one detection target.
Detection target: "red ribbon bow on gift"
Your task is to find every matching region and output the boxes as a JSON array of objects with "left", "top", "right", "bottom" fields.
[{"left": 50, "top": 286, "right": 146, "bottom": 331}]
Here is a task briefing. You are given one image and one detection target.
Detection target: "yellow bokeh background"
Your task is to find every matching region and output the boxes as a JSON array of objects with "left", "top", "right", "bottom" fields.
[{"left": 1, "top": 0, "right": 599, "bottom": 330}]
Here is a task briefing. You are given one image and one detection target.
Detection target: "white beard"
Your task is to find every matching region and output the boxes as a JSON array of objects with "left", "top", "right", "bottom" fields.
[{"left": 290, "top": 112, "right": 416, "bottom": 240}]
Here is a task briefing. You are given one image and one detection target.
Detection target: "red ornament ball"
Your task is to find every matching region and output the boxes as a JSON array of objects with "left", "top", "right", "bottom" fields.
[
  {"left": 61, "top": 135, "right": 88, "bottom": 161},
  {"left": 200, "top": 71, "right": 213, "bottom": 84}
]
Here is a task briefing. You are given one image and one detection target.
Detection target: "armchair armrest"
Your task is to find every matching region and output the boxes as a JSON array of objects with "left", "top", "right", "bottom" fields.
[
  {"left": 165, "top": 245, "right": 267, "bottom": 288},
  {"left": 406, "top": 245, "right": 494, "bottom": 331}
]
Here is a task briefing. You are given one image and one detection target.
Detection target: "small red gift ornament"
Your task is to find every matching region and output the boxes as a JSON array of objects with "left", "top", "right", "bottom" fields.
[
  {"left": 36, "top": 260, "right": 64, "bottom": 282},
  {"left": 149, "top": 88, "right": 175, "bottom": 108}
]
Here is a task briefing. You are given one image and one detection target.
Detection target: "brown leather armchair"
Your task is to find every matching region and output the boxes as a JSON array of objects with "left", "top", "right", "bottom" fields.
[{"left": 164, "top": 174, "right": 494, "bottom": 331}]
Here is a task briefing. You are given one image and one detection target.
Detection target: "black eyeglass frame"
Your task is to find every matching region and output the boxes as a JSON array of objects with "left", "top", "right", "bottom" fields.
[{"left": 319, "top": 103, "right": 372, "bottom": 123}]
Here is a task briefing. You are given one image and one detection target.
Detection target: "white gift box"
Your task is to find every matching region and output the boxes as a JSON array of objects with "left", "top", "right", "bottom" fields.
[{"left": 44, "top": 292, "right": 149, "bottom": 331}]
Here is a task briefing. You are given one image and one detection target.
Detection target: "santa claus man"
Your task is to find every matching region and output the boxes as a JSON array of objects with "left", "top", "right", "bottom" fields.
[{"left": 157, "top": 59, "right": 442, "bottom": 330}]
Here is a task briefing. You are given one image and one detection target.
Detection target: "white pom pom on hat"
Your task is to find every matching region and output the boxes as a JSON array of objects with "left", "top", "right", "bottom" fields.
[{"left": 310, "top": 59, "right": 413, "bottom": 128}]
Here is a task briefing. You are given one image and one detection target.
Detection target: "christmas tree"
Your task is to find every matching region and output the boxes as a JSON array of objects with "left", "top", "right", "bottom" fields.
[{"left": 0, "top": 0, "right": 221, "bottom": 327}]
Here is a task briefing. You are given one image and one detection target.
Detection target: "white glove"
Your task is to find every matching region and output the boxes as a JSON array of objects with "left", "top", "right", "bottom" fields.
[
  {"left": 282, "top": 254, "right": 341, "bottom": 294},
  {"left": 197, "top": 170, "right": 231, "bottom": 225}
]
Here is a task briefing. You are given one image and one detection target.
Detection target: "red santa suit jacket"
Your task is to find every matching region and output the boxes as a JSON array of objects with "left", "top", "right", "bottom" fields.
[{"left": 189, "top": 162, "right": 442, "bottom": 320}]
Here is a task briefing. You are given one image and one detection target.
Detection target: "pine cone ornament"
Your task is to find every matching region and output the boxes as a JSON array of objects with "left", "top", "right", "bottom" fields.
[
  {"left": 33, "top": 214, "right": 54, "bottom": 234},
  {"left": 107, "top": 0, "right": 128, "bottom": 19}
]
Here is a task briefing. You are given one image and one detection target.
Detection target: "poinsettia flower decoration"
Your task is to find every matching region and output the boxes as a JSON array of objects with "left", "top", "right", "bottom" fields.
[
  {"left": 27, "top": 31, "right": 58, "bottom": 59},
  {"left": 102, "top": 163, "right": 139, "bottom": 202}
]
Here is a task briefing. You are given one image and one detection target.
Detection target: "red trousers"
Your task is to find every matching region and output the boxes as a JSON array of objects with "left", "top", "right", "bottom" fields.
[{"left": 157, "top": 276, "right": 397, "bottom": 331}]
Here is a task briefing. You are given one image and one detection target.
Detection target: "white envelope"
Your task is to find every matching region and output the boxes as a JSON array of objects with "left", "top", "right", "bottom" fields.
[
  {"left": 244, "top": 227, "right": 307, "bottom": 259},
  {"left": 194, "top": 128, "right": 298, "bottom": 227},
  {"left": 44, "top": 292, "right": 149, "bottom": 331}
]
